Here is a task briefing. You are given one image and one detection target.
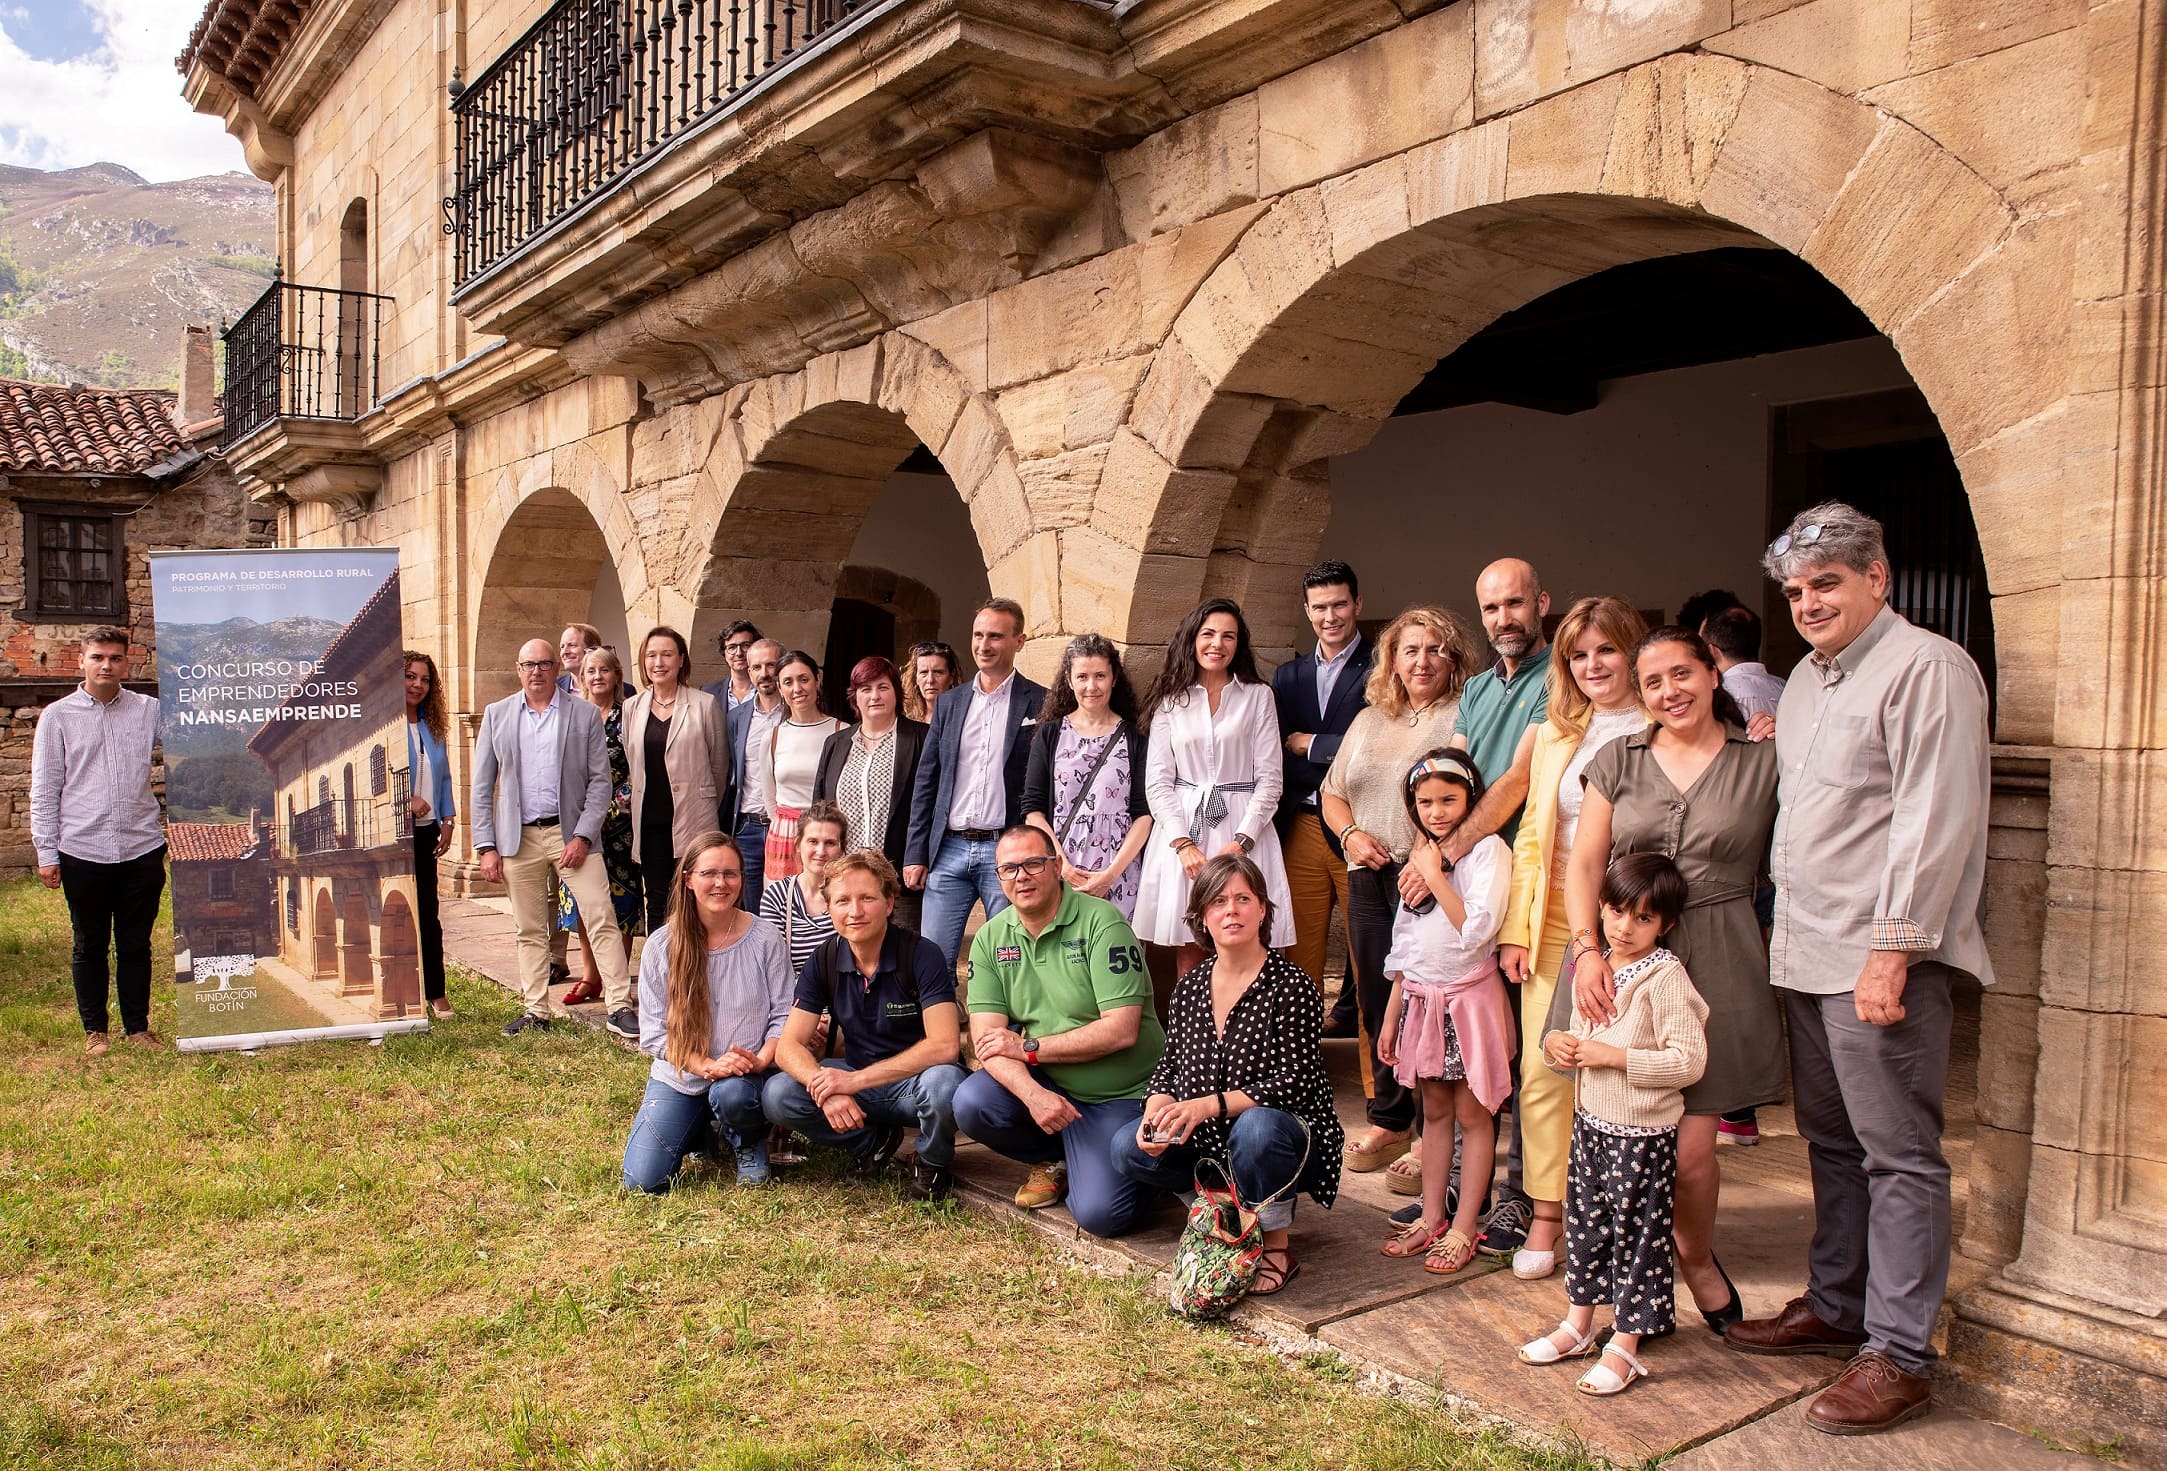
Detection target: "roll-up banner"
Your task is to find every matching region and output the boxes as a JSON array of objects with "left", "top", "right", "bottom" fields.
[{"left": 150, "top": 548, "right": 427, "bottom": 1053}]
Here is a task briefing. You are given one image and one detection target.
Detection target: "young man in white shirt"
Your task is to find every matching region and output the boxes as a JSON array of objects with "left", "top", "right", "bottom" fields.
[{"left": 31, "top": 627, "right": 167, "bottom": 1055}]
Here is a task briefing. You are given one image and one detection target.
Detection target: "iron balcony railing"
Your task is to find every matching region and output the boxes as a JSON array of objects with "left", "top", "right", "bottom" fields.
[
  {"left": 448, "top": 0, "right": 878, "bottom": 283},
  {"left": 285, "top": 796, "right": 393, "bottom": 858},
  {"left": 220, "top": 280, "right": 392, "bottom": 447}
]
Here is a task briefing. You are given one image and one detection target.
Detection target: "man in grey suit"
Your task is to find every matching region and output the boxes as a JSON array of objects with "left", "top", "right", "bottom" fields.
[{"left": 472, "top": 637, "right": 632, "bottom": 1037}]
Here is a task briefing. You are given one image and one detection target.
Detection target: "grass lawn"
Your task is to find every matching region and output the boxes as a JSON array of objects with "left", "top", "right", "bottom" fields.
[{"left": 0, "top": 880, "right": 1606, "bottom": 1471}]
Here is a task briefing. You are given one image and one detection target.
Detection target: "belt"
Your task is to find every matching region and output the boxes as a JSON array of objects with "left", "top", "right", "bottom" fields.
[
  {"left": 950, "top": 826, "right": 1000, "bottom": 843},
  {"left": 1176, "top": 778, "right": 1256, "bottom": 848},
  {"left": 528, "top": 815, "right": 559, "bottom": 828}
]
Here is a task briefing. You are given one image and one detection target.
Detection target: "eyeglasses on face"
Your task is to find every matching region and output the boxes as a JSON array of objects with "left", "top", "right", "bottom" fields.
[
  {"left": 724, "top": 639, "right": 754, "bottom": 652},
  {"left": 1769, "top": 522, "right": 1826, "bottom": 558},
  {"left": 995, "top": 856, "right": 1055, "bottom": 880},
  {"left": 689, "top": 867, "right": 740, "bottom": 884},
  {"left": 516, "top": 660, "right": 556, "bottom": 672}
]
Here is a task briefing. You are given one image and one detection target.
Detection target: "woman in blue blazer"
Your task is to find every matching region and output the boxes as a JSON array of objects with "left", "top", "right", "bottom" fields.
[{"left": 404, "top": 651, "right": 459, "bottom": 1019}]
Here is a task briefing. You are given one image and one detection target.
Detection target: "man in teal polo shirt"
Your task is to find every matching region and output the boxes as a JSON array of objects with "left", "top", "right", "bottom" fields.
[
  {"left": 951, "top": 826, "right": 1166, "bottom": 1236},
  {"left": 1446, "top": 556, "right": 1552, "bottom": 849}
]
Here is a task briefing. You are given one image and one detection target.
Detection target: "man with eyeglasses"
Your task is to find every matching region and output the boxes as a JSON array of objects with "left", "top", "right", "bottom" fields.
[
  {"left": 1726, "top": 501, "right": 1992, "bottom": 1438},
  {"left": 471, "top": 638, "right": 632, "bottom": 1036},
  {"left": 723, "top": 637, "right": 787, "bottom": 912},
  {"left": 950, "top": 826, "right": 1167, "bottom": 1232},
  {"left": 703, "top": 620, "right": 762, "bottom": 711}
]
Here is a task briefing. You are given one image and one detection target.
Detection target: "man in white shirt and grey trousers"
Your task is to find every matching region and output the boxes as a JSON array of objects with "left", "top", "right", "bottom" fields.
[
  {"left": 31, "top": 626, "right": 167, "bottom": 1057},
  {"left": 471, "top": 637, "right": 631, "bottom": 1037}
]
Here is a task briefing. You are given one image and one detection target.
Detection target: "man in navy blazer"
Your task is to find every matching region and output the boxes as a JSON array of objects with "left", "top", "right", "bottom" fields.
[
  {"left": 904, "top": 598, "right": 1048, "bottom": 972},
  {"left": 713, "top": 638, "right": 785, "bottom": 911},
  {"left": 1272, "top": 561, "right": 1370, "bottom": 1035},
  {"left": 472, "top": 637, "right": 630, "bottom": 1036}
]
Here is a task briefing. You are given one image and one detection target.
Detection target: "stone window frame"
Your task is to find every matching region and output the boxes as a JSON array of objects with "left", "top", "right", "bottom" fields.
[
  {"left": 207, "top": 867, "right": 236, "bottom": 901},
  {"left": 19, "top": 501, "right": 127, "bottom": 623}
]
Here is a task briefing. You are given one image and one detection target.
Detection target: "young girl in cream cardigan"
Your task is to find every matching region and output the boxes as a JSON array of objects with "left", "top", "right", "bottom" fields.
[{"left": 1517, "top": 851, "right": 1707, "bottom": 1397}]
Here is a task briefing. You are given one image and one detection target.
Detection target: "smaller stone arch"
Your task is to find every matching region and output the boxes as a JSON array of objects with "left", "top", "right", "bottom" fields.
[
  {"left": 311, "top": 886, "right": 337, "bottom": 978},
  {"left": 378, "top": 892, "right": 420, "bottom": 1018},
  {"left": 469, "top": 439, "right": 652, "bottom": 707},
  {"left": 674, "top": 334, "right": 1032, "bottom": 663}
]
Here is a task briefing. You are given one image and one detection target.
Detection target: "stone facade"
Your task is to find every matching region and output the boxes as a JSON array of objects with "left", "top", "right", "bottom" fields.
[{"left": 183, "top": 0, "right": 2167, "bottom": 1451}]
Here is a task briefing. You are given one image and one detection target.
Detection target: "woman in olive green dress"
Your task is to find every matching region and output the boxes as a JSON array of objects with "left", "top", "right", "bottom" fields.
[{"left": 1562, "top": 626, "right": 1784, "bottom": 1340}]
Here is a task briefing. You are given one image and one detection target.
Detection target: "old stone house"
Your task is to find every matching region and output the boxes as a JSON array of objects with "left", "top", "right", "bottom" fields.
[
  {"left": 167, "top": 815, "right": 278, "bottom": 971},
  {"left": 246, "top": 571, "right": 422, "bottom": 1020},
  {"left": 0, "top": 327, "right": 259, "bottom": 868},
  {"left": 178, "top": 0, "right": 2167, "bottom": 1451}
]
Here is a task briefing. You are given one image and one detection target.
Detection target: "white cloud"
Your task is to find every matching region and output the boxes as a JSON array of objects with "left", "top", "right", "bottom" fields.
[{"left": 0, "top": 0, "right": 247, "bottom": 181}]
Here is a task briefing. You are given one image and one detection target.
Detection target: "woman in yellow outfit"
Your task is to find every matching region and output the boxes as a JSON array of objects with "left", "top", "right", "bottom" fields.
[{"left": 1492, "top": 596, "right": 1648, "bottom": 1279}]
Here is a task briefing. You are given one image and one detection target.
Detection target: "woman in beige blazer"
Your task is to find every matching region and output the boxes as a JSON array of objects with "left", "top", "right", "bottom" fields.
[{"left": 624, "top": 626, "right": 732, "bottom": 932}]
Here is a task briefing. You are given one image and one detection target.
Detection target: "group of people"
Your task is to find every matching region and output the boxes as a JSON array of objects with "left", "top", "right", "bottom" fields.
[{"left": 33, "top": 496, "right": 1991, "bottom": 1438}]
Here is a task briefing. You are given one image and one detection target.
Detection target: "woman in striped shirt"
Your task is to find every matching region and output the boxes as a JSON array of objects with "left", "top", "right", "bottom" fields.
[{"left": 759, "top": 801, "right": 848, "bottom": 976}]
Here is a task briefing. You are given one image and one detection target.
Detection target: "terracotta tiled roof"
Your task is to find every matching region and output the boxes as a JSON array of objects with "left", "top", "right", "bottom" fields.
[
  {"left": 0, "top": 380, "right": 186, "bottom": 475},
  {"left": 179, "top": 0, "right": 315, "bottom": 93},
  {"left": 168, "top": 820, "right": 262, "bottom": 862}
]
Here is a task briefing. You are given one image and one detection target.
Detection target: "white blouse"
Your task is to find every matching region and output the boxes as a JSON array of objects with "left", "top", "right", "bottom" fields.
[
  {"left": 761, "top": 717, "right": 841, "bottom": 812},
  {"left": 1383, "top": 834, "right": 1511, "bottom": 983},
  {"left": 1551, "top": 706, "right": 1645, "bottom": 888}
]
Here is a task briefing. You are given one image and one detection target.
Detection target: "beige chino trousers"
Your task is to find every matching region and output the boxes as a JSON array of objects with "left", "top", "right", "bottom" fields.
[{"left": 502, "top": 823, "right": 630, "bottom": 1016}]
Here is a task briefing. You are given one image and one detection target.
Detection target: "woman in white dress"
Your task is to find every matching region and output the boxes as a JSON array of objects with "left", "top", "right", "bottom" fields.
[{"left": 1134, "top": 598, "right": 1295, "bottom": 975}]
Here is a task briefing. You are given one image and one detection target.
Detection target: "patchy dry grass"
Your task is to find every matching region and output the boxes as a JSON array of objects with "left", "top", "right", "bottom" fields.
[{"left": 0, "top": 880, "right": 1603, "bottom": 1471}]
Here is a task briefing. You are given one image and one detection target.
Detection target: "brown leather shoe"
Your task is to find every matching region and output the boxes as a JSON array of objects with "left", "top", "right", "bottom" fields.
[
  {"left": 84, "top": 1031, "right": 110, "bottom": 1058},
  {"left": 1726, "top": 1295, "right": 1868, "bottom": 1357},
  {"left": 1805, "top": 1350, "right": 1932, "bottom": 1435}
]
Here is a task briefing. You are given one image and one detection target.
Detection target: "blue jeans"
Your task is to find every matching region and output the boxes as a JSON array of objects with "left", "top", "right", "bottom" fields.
[
  {"left": 952, "top": 1070, "right": 1150, "bottom": 1238},
  {"left": 761, "top": 1061, "right": 966, "bottom": 1167},
  {"left": 919, "top": 831, "right": 1009, "bottom": 974},
  {"left": 1108, "top": 1104, "right": 1312, "bottom": 1230},
  {"left": 734, "top": 814, "right": 768, "bottom": 914},
  {"left": 622, "top": 1073, "right": 770, "bottom": 1193}
]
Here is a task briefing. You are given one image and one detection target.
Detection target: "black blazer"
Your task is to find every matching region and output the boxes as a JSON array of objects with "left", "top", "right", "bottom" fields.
[
  {"left": 904, "top": 670, "right": 1049, "bottom": 867},
  {"left": 1270, "top": 634, "right": 1373, "bottom": 851},
  {"left": 1020, "top": 716, "right": 1151, "bottom": 834},
  {"left": 811, "top": 718, "right": 929, "bottom": 869}
]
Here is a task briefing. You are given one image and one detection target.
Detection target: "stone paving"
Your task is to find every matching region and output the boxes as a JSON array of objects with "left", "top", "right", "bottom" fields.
[{"left": 440, "top": 895, "right": 2086, "bottom": 1467}]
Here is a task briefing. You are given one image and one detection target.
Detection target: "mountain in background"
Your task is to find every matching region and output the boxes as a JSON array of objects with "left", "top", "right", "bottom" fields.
[
  {"left": 0, "top": 162, "right": 274, "bottom": 389},
  {"left": 158, "top": 615, "right": 349, "bottom": 758}
]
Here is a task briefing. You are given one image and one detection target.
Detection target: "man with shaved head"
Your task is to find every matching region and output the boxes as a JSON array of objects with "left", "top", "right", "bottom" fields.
[{"left": 471, "top": 636, "right": 630, "bottom": 1035}]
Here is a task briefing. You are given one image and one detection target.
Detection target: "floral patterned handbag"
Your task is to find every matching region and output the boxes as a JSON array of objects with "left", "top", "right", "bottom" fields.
[{"left": 1168, "top": 1159, "right": 1264, "bottom": 1321}]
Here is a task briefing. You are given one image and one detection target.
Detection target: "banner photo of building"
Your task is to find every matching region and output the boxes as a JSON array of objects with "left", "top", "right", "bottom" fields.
[{"left": 150, "top": 547, "right": 426, "bottom": 1053}]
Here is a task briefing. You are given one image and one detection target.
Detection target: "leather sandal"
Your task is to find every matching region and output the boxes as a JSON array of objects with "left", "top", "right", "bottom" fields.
[
  {"left": 1251, "top": 1247, "right": 1301, "bottom": 1296},
  {"left": 1577, "top": 1342, "right": 1649, "bottom": 1396},
  {"left": 1344, "top": 1127, "right": 1412, "bottom": 1173},
  {"left": 1423, "top": 1228, "right": 1478, "bottom": 1276},
  {"left": 1380, "top": 1218, "right": 1445, "bottom": 1258},
  {"left": 1384, "top": 1148, "right": 1424, "bottom": 1197},
  {"left": 560, "top": 977, "right": 603, "bottom": 1006},
  {"left": 1518, "top": 1318, "right": 1602, "bottom": 1365}
]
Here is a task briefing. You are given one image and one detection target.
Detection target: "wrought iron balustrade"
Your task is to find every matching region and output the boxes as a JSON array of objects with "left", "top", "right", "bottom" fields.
[
  {"left": 285, "top": 798, "right": 385, "bottom": 858},
  {"left": 220, "top": 281, "right": 391, "bottom": 447},
  {"left": 449, "top": 0, "right": 881, "bottom": 283}
]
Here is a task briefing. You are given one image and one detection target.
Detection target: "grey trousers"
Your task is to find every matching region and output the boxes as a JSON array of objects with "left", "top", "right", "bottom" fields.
[{"left": 1785, "top": 963, "right": 1954, "bottom": 1376}]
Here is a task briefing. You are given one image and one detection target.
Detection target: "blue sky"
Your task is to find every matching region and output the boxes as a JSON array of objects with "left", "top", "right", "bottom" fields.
[
  {"left": 153, "top": 549, "right": 400, "bottom": 630},
  {"left": 0, "top": 1, "right": 247, "bottom": 180}
]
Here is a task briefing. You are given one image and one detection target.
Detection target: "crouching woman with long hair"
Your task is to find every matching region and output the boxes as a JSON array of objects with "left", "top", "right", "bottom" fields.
[{"left": 621, "top": 833, "right": 795, "bottom": 1192}]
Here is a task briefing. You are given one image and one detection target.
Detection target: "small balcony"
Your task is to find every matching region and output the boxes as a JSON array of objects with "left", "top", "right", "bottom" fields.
[{"left": 219, "top": 279, "right": 394, "bottom": 506}]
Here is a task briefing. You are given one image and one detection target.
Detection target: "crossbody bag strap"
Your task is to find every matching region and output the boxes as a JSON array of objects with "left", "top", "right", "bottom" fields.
[{"left": 1054, "top": 724, "right": 1122, "bottom": 848}]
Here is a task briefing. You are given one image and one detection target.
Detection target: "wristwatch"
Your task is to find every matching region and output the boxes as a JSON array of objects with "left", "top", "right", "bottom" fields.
[
  {"left": 1022, "top": 1036, "right": 1041, "bottom": 1066},
  {"left": 1234, "top": 833, "right": 1255, "bottom": 854}
]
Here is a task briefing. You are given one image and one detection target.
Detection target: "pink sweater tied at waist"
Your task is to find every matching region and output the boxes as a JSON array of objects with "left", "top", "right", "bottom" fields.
[{"left": 1391, "top": 961, "right": 1514, "bottom": 1113}]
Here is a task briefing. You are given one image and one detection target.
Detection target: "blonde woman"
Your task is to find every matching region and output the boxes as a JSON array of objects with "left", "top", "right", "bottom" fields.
[
  {"left": 1318, "top": 606, "right": 1481, "bottom": 1177},
  {"left": 1489, "top": 595, "right": 1649, "bottom": 1278}
]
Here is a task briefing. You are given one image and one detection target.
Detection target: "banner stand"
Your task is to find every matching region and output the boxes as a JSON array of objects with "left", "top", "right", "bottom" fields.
[{"left": 179, "top": 1018, "right": 433, "bottom": 1055}]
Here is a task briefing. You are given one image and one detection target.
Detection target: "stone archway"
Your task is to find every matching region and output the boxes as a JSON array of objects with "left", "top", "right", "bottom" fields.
[
  {"left": 672, "top": 334, "right": 1033, "bottom": 664},
  {"left": 469, "top": 439, "right": 652, "bottom": 708},
  {"left": 1087, "top": 56, "right": 2056, "bottom": 736},
  {"left": 338, "top": 889, "right": 372, "bottom": 997},
  {"left": 378, "top": 892, "right": 419, "bottom": 1018},
  {"left": 311, "top": 885, "right": 337, "bottom": 978}
]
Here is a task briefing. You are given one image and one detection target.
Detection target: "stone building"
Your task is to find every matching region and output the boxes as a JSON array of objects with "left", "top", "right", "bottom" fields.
[
  {"left": 246, "top": 572, "right": 422, "bottom": 1020},
  {"left": 178, "top": 0, "right": 2167, "bottom": 1450},
  {"left": 0, "top": 328, "right": 258, "bottom": 869},
  {"left": 167, "top": 815, "right": 278, "bottom": 972}
]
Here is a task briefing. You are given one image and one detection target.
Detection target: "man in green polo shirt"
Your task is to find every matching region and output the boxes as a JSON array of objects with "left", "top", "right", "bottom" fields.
[
  {"left": 951, "top": 826, "right": 1166, "bottom": 1236},
  {"left": 1447, "top": 556, "right": 1552, "bottom": 850}
]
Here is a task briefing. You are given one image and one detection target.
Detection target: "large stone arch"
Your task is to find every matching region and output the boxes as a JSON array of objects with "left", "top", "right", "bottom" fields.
[
  {"left": 671, "top": 333, "right": 1039, "bottom": 660},
  {"left": 1088, "top": 56, "right": 2061, "bottom": 736},
  {"left": 468, "top": 438, "right": 652, "bottom": 706}
]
